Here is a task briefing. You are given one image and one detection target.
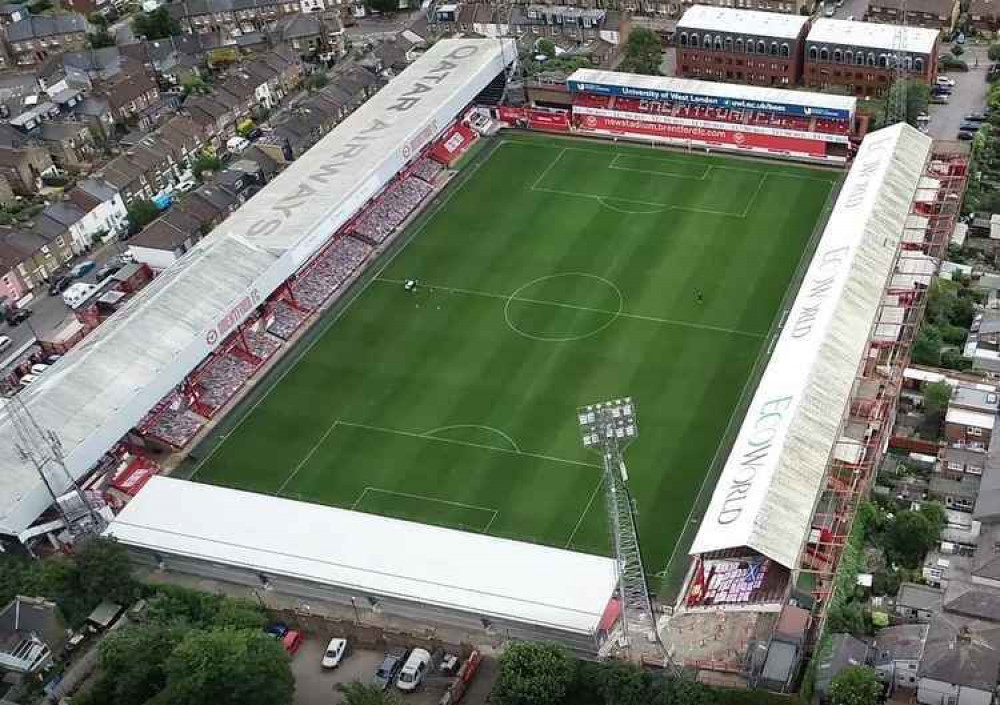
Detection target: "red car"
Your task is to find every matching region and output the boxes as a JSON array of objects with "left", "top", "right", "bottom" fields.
[{"left": 282, "top": 630, "right": 304, "bottom": 656}]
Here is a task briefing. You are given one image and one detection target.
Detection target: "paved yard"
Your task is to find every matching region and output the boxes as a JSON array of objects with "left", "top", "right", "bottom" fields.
[
  {"left": 927, "top": 43, "right": 991, "bottom": 141},
  {"left": 291, "top": 634, "right": 454, "bottom": 705}
]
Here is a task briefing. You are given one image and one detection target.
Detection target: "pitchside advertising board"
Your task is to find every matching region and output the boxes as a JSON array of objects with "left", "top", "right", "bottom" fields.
[
  {"left": 567, "top": 80, "right": 852, "bottom": 122},
  {"left": 577, "top": 114, "right": 828, "bottom": 157}
]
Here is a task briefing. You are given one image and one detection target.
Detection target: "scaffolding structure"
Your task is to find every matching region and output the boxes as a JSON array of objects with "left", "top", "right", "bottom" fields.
[{"left": 798, "top": 147, "right": 969, "bottom": 632}]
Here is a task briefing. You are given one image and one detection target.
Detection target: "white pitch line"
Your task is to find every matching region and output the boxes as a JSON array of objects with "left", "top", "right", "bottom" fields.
[
  {"left": 531, "top": 147, "right": 567, "bottom": 190},
  {"left": 275, "top": 417, "right": 340, "bottom": 496},
  {"left": 531, "top": 184, "right": 745, "bottom": 219},
  {"left": 376, "top": 277, "right": 765, "bottom": 340},
  {"left": 565, "top": 475, "right": 604, "bottom": 549},
  {"left": 188, "top": 139, "right": 505, "bottom": 479},
  {"left": 354, "top": 486, "right": 500, "bottom": 533},
  {"left": 337, "top": 419, "right": 601, "bottom": 470},
  {"left": 423, "top": 424, "right": 521, "bottom": 452},
  {"left": 741, "top": 173, "right": 769, "bottom": 217},
  {"left": 350, "top": 486, "right": 370, "bottom": 510},
  {"left": 608, "top": 153, "right": 712, "bottom": 181}
]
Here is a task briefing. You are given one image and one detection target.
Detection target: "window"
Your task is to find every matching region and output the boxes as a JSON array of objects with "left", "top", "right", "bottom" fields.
[
  {"left": 736, "top": 37, "right": 744, "bottom": 52},
  {"left": 714, "top": 36, "right": 723, "bottom": 50},
  {"left": 757, "top": 40, "right": 765, "bottom": 53},
  {"left": 704, "top": 33, "right": 712, "bottom": 47},
  {"left": 691, "top": 34, "right": 699, "bottom": 47},
  {"left": 808, "top": 46, "right": 817, "bottom": 60},
  {"left": 914, "top": 57, "right": 924, "bottom": 71},
  {"left": 833, "top": 49, "right": 842, "bottom": 62},
  {"left": 769, "top": 42, "right": 777, "bottom": 55},
  {"left": 819, "top": 47, "right": 829, "bottom": 61},
  {"left": 948, "top": 461, "right": 964, "bottom": 472},
  {"left": 970, "top": 426, "right": 984, "bottom": 437},
  {"left": 725, "top": 36, "right": 733, "bottom": 51},
  {"left": 679, "top": 32, "right": 687, "bottom": 46},
  {"left": 780, "top": 43, "right": 789, "bottom": 57},
  {"left": 868, "top": 52, "right": 876, "bottom": 65}
]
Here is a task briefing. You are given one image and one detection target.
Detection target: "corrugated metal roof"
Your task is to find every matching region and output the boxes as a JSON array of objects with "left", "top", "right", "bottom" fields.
[
  {"left": 0, "top": 39, "right": 514, "bottom": 537},
  {"left": 106, "top": 477, "right": 618, "bottom": 635},
  {"left": 690, "top": 123, "right": 932, "bottom": 569},
  {"left": 677, "top": 5, "right": 809, "bottom": 39},
  {"left": 807, "top": 18, "right": 939, "bottom": 54}
]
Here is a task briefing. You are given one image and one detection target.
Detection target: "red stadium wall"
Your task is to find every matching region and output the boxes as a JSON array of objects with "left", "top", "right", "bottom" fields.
[{"left": 576, "top": 114, "right": 828, "bottom": 158}]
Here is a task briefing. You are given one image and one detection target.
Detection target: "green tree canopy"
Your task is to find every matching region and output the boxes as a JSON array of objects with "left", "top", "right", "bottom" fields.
[
  {"left": 337, "top": 682, "right": 401, "bottom": 705},
  {"left": 829, "top": 666, "right": 882, "bottom": 705},
  {"left": 885, "top": 509, "right": 940, "bottom": 568},
  {"left": 128, "top": 200, "right": 160, "bottom": 234},
  {"left": 366, "top": 0, "right": 398, "bottom": 13},
  {"left": 537, "top": 39, "right": 556, "bottom": 59},
  {"left": 133, "top": 7, "right": 182, "bottom": 39},
  {"left": 163, "top": 628, "right": 293, "bottom": 705},
  {"left": 492, "top": 642, "right": 576, "bottom": 705},
  {"left": 89, "top": 28, "right": 115, "bottom": 48},
  {"left": 990, "top": 42, "right": 1000, "bottom": 62},
  {"left": 618, "top": 28, "right": 662, "bottom": 75},
  {"left": 923, "top": 380, "right": 953, "bottom": 418}
]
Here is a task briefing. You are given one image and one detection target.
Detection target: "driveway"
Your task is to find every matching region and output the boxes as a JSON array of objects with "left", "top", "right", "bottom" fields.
[
  {"left": 927, "top": 43, "right": 991, "bottom": 141},
  {"left": 291, "top": 636, "right": 451, "bottom": 705}
]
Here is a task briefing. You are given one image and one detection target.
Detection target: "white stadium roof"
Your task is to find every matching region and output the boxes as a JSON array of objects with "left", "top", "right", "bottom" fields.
[
  {"left": 568, "top": 68, "right": 856, "bottom": 117},
  {"left": 690, "top": 123, "right": 933, "bottom": 569},
  {"left": 677, "top": 5, "right": 809, "bottom": 40},
  {"left": 105, "top": 477, "right": 618, "bottom": 636},
  {"left": 807, "top": 19, "right": 939, "bottom": 55},
  {"left": 0, "top": 38, "right": 515, "bottom": 537}
]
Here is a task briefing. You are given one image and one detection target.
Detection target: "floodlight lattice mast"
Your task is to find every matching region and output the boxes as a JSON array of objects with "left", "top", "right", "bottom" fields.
[
  {"left": 4, "top": 395, "right": 104, "bottom": 536},
  {"left": 578, "top": 397, "right": 657, "bottom": 656}
]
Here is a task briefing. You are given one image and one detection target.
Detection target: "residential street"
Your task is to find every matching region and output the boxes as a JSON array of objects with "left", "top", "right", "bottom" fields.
[{"left": 927, "top": 43, "right": 991, "bottom": 140}]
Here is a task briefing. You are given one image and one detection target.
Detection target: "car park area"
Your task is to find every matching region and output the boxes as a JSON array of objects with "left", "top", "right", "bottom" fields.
[{"left": 287, "top": 633, "right": 483, "bottom": 705}]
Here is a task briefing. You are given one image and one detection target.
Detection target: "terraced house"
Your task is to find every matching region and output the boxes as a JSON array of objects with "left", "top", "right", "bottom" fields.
[{"left": 4, "top": 13, "right": 88, "bottom": 67}]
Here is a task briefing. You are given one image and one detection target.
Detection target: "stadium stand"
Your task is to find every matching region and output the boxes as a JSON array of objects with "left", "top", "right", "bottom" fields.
[
  {"left": 411, "top": 156, "right": 445, "bottom": 184},
  {"left": 266, "top": 300, "right": 307, "bottom": 340},
  {"left": 292, "top": 237, "right": 373, "bottom": 311},
  {"left": 351, "top": 178, "right": 434, "bottom": 244}
]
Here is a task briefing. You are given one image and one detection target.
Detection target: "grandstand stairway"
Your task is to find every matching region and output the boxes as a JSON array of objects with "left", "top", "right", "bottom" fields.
[{"left": 475, "top": 73, "right": 507, "bottom": 106}]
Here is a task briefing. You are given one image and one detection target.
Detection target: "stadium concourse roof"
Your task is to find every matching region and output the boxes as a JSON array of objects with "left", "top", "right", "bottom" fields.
[
  {"left": 690, "top": 123, "right": 933, "bottom": 569},
  {"left": 677, "top": 5, "right": 809, "bottom": 40},
  {"left": 567, "top": 68, "right": 856, "bottom": 118},
  {"left": 0, "top": 38, "right": 516, "bottom": 538},
  {"left": 807, "top": 18, "right": 939, "bottom": 55},
  {"left": 106, "top": 477, "right": 618, "bottom": 636}
]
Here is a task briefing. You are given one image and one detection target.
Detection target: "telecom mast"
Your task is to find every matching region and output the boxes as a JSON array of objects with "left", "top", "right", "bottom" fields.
[{"left": 887, "top": 1, "right": 909, "bottom": 124}]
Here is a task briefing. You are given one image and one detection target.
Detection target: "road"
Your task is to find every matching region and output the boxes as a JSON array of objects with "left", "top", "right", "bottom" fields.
[
  {"left": 824, "top": 0, "right": 869, "bottom": 21},
  {"left": 926, "top": 42, "right": 991, "bottom": 140},
  {"left": 345, "top": 11, "right": 421, "bottom": 41},
  {"left": 0, "top": 240, "right": 127, "bottom": 368}
]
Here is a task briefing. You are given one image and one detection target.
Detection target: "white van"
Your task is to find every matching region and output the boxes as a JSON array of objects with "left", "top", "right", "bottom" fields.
[
  {"left": 62, "top": 282, "right": 96, "bottom": 309},
  {"left": 395, "top": 648, "right": 431, "bottom": 692},
  {"left": 226, "top": 136, "right": 250, "bottom": 153},
  {"left": 30, "top": 363, "right": 48, "bottom": 375},
  {"left": 20, "top": 373, "right": 38, "bottom": 386}
]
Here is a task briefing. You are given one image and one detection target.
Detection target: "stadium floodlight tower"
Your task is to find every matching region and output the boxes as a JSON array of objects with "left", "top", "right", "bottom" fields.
[{"left": 578, "top": 397, "right": 658, "bottom": 659}]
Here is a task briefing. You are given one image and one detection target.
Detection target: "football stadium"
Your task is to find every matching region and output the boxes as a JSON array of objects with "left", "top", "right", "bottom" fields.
[{"left": 0, "top": 37, "right": 969, "bottom": 664}]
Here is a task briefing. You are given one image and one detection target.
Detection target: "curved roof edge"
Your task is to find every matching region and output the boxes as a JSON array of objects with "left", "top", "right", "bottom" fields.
[{"left": 690, "top": 123, "right": 932, "bottom": 568}]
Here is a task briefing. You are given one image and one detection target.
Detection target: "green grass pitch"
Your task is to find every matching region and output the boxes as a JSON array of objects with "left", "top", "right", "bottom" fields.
[{"left": 190, "top": 134, "right": 840, "bottom": 578}]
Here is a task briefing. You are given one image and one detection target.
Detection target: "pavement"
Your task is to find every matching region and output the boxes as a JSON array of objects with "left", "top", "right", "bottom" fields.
[
  {"left": 926, "top": 42, "right": 991, "bottom": 141},
  {"left": 290, "top": 635, "right": 457, "bottom": 705},
  {"left": 345, "top": 11, "right": 421, "bottom": 41},
  {"left": 0, "top": 239, "right": 127, "bottom": 368},
  {"left": 824, "top": 0, "right": 869, "bottom": 21}
]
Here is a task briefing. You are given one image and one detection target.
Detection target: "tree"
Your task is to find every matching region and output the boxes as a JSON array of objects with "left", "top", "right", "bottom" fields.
[
  {"left": 829, "top": 666, "right": 882, "bottom": 705},
  {"left": 305, "top": 70, "right": 328, "bottom": 92},
  {"left": 595, "top": 660, "right": 646, "bottom": 705},
  {"left": 89, "top": 28, "right": 115, "bottom": 48},
  {"left": 336, "top": 682, "right": 401, "bottom": 705},
  {"left": 537, "top": 39, "right": 556, "bottom": 59},
  {"left": 951, "top": 43, "right": 965, "bottom": 56},
  {"left": 192, "top": 151, "right": 221, "bottom": 181},
  {"left": 181, "top": 75, "right": 210, "bottom": 95},
  {"left": 163, "top": 628, "right": 293, "bottom": 705},
  {"left": 885, "top": 509, "right": 939, "bottom": 568},
  {"left": 923, "top": 380, "right": 952, "bottom": 419},
  {"left": 133, "top": 7, "right": 181, "bottom": 39},
  {"left": 886, "top": 79, "right": 930, "bottom": 127},
  {"left": 618, "top": 28, "right": 662, "bottom": 76},
  {"left": 128, "top": 199, "right": 160, "bottom": 234},
  {"left": 911, "top": 326, "right": 943, "bottom": 366},
  {"left": 492, "top": 642, "right": 576, "bottom": 705},
  {"left": 88, "top": 623, "right": 185, "bottom": 705},
  {"left": 366, "top": 0, "right": 398, "bottom": 13},
  {"left": 990, "top": 42, "right": 1000, "bottom": 62}
]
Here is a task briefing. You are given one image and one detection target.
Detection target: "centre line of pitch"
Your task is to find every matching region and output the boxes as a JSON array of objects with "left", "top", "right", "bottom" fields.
[{"left": 376, "top": 278, "right": 764, "bottom": 340}]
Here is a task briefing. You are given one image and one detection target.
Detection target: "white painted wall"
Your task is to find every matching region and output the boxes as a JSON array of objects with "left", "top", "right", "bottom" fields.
[{"left": 918, "top": 677, "right": 992, "bottom": 705}]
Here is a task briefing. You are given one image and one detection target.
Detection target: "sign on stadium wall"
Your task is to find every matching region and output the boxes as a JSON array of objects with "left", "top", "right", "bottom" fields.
[
  {"left": 495, "top": 107, "right": 571, "bottom": 131},
  {"left": 577, "top": 115, "right": 827, "bottom": 157},
  {"left": 567, "top": 80, "right": 851, "bottom": 121},
  {"left": 573, "top": 106, "right": 849, "bottom": 145}
]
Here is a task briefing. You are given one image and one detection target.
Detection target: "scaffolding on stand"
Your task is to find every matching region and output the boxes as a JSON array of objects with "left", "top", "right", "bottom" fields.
[{"left": 797, "top": 148, "right": 969, "bottom": 643}]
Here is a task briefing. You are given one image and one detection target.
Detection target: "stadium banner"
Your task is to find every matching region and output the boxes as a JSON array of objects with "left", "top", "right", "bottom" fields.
[
  {"left": 497, "top": 106, "right": 527, "bottom": 123},
  {"left": 577, "top": 115, "right": 827, "bottom": 157},
  {"left": 573, "top": 106, "right": 849, "bottom": 145},
  {"left": 527, "top": 109, "right": 570, "bottom": 131},
  {"left": 567, "top": 80, "right": 851, "bottom": 121}
]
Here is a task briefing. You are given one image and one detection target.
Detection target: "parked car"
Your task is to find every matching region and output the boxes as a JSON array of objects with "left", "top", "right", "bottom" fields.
[
  {"left": 70, "top": 260, "right": 96, "bottom": 278},
  {"left": 246, "top": 127, "right": 263, "bottom": 141},
  {"left": 373, "top": 647, "right": 409, "bottom": 691},
  {"left": 281, "top": 630, "right": 303, "bottom": 656},
  {"left": 48, "top": 276, "right": 73, "bottom": 295},
  {"left": 20, "top": 373, "right": 38, "bottom": 386},
  {"left": 966, "top": 113, "right": 988, "bottom": 122},
  {"left": 931, "top": 94, "right": 950, "bottom": 104},
  {"left": 264, "top": 622, "right": 289, "bottom": 639},
  {"left": 936, "top": 75, "right": 957, "bottom": 87},
  {"left": 96, "top": 263, "right": 122, "bottom": 281},
  {"left": 823, "top": 3, "right": 834, "bottom": 15},
  {"left": 958, "top": 130, "right": 976, "bottom": 140},
  {"left": 321, "top": 637, "right": 348, "bottom": 668},
  {"left": 6, "top": 308, "right": 31, "bottom": 325},
  {"left": 396, "top": 648, "right": 432, "bottom": 692},
  {"left": 0, "top": 335, "right": 11, "bottom": 352},
  {"left": 960, "top": 121, "right": 983, "bottom": 132},
  {"left": 29, "top": 363, "right": 48, "bottom": 375}
]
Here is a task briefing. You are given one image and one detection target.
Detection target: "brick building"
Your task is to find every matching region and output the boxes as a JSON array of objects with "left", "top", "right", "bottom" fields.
[
  {"left": 4, "top": 14, "right": 88, "bottom": 67},
  {"left": 804, "top": 19, "right": 939, "bottom": 97},
  {"left": 676, "top": 6, "right": 809, "bottom": 86},
  {"left": 969, "top": 0, "right": 1000, "bottom": 34},
  {"left": 676, "top": 0, "right": 809, "bottom": 16},
  {"left": 866, "top": 0, "right": 959, "bottom": 31}
]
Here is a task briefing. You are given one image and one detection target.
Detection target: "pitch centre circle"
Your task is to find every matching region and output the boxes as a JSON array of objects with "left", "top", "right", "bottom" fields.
[{"left": 503, "top": 273, "right": 623, "bottom": 342}]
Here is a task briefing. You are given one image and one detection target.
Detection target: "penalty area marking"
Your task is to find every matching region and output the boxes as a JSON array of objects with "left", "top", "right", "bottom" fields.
[
  {"left": 565, "top": 474, "right": 604, "bottom": 549},
  {"left": 530, "top": 184, "right": 748, "bottom": 218},
  {"left": 608, "top": 153, "right": 712, "bottom": 181},
  {"left": 274, "top": 416, "right": 340, "bottom": 496},
  {"left": 423, "top": 424, "right": 521, "bottom": 452},
  {"left": 351, "top": 486, "right": 500, "bottom": 533}
]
